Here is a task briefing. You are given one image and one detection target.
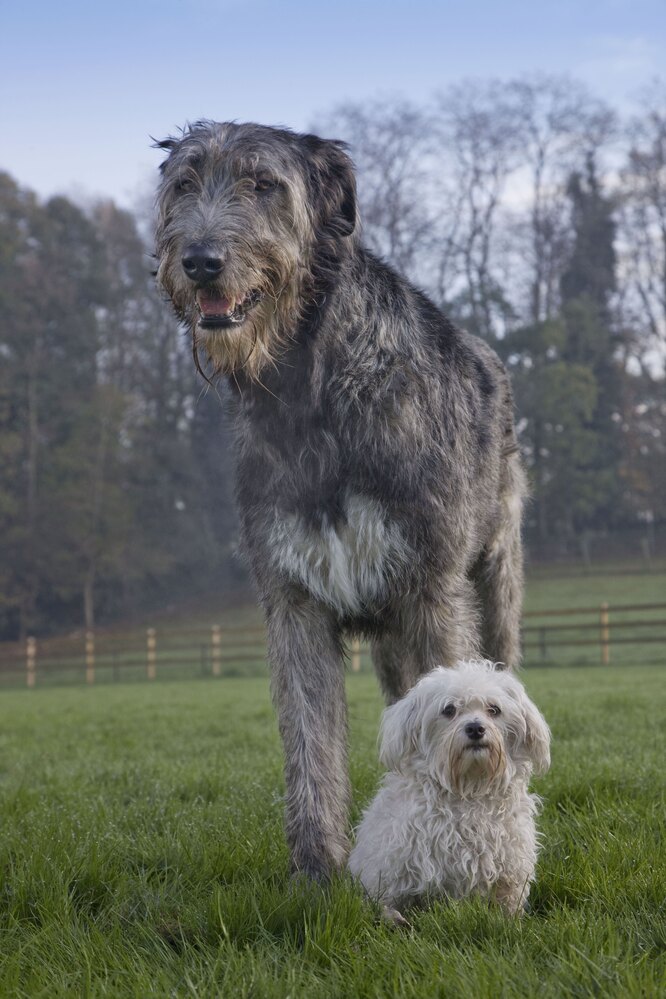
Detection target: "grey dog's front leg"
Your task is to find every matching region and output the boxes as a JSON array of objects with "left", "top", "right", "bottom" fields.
[{"left": 266, "top": 592, "right": 349, "bottom": 880}]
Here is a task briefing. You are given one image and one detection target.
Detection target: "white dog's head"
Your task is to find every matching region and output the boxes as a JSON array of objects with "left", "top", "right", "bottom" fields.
[{"left": 379, "top": 661, "right": 550, "bottom": 797}]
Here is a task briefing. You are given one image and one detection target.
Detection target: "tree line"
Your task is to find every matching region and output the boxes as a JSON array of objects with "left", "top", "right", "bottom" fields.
[
  {"left": 0, "top": 179, "right": 240, "bottom": 639},
  {"left": 0, "top": 75, "right": 664, "bottom": 639},
  {"left": 316, "top": 76, "right": 665, "bottom": 548}
]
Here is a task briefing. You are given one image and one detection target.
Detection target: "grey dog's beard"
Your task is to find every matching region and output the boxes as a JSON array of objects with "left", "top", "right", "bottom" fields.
[
  {"left": 168, "top": 263, "right": 306, "bottom": 382},
  {"left": 191, "top": 293, "right": 296, "bottom": 382},
  {"left": 194, "top": 325, "right": 273, "bottom": 383}
]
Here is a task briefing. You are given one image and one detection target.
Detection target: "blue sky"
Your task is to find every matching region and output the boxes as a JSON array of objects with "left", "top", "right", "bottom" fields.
[{"left": 1, "top": 0, "right": 664, "bottom": 207}]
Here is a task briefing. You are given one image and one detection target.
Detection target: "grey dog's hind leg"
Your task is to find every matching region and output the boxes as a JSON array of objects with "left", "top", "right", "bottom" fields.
[
  {"left": 473, "top": 451, "right": 526, "bottom": 669},
  {"left": 371, "top": 636, "right": 415, "bottom": 705},
  {"left": 266, "top": 590, "right": 350, "bottom": 880},
  {"left": 372, "top": 575, "right": 482, "bottom": 703}
]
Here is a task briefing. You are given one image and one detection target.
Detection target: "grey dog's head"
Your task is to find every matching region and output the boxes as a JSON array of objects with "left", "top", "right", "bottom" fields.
[
  {"left": 154, "top": 120, "right": 357, "bottom": 381},
  {"left": 379, "top": 661, "right": 551, "bottom": 797}
]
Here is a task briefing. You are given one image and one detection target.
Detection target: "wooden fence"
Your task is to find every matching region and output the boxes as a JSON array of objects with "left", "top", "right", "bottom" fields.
[
  {"left": 0, "top": 622, "right": 267, "bottom": 688},
  {"left": 521, "top": 601, "right": 666, "bottom": 667},
  {"left": 0, "top": 603, "right": 664, "bottom": 688}
]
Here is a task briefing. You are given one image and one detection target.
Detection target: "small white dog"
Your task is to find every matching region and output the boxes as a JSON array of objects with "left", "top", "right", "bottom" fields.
[{"left": 348, "top": 661, "right": 550, "bottom": 921}]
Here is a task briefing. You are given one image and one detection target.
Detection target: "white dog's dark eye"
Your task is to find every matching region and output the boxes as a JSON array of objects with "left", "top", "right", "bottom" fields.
[
  {"left": 442, "top": 703, "right": 456, "bottom": 718},
  {"left": 488, "top": 704, "right": 501, "bottom": 717}
]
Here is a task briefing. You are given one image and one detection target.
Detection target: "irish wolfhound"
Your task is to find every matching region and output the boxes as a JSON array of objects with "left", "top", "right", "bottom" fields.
[{"left": 154, "top": 121, "right": 526, "bottom": 881}]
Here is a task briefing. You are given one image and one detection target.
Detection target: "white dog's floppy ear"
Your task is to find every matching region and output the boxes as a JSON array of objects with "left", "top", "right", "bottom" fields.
[
  {"left": 378, "top": 693, "right": 422, "bottom": 771},
  {"left": 521, "top": 696, "right": 551, "bottom": 775}
]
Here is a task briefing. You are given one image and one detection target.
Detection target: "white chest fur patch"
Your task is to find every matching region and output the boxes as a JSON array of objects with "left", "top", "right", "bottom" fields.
[{"left": 269, "top": 493, "right": 411, "bottom": 615}]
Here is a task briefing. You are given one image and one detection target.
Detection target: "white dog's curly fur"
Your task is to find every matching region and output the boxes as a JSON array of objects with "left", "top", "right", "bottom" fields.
[{"left": 348, "top": 661, "right": 550, "bottom": 920}]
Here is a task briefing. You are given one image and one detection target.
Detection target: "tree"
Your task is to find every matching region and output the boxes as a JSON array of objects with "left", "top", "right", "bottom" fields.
[
  {"left": 315, "top": 98, "right": 438, "bottom": 282},
  {"left": 506, "top": 75, "right": 615, "bottom": 326},
  {"left": 0, "top": 176, "right": 106, "bottom": 635},
  {"left": 0, "top": 178, "right": 242, "bottom": 638},
  {"left": 618, "top": 80, "right": 666, "bottom": 372},
  {"left": 558, "top": 155, "right": 626, "bottom": 532},
  {"left": 0, "top": 174, "right": 38, "bottom": 633},
  {"left": 87, "top": 201, "right": 235, "bottom": 622},
  {"left": 500, "top": 319, "right": 599, "bottom": 541}
]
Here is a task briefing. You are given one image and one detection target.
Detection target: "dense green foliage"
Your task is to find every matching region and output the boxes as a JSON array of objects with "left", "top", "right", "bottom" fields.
[
  {"left": 0, "top": 176, "right": 240, "bottom": 639},
  {"left": 502, "top": 155, "right": 625, "bottom": 539},
  {"left": 0, "top": 667, "right": 663, "bottom": 997}
]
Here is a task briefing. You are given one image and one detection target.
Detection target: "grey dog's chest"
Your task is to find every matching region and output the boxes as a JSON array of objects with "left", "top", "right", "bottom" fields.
[{"left": 268, "top": 492, "right": 411, "bottom": 615}]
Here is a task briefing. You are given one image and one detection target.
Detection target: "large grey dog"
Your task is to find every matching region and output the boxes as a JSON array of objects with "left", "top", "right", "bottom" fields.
[{"left": 154, "top": 121, "right": 526, "bottom": 881}]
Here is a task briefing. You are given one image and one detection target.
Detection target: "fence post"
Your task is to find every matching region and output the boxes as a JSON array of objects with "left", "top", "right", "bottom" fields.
[
  {"left": 147, "top": 628, "right": 156, "bottom": 680},
  {"left": 211, "top": 625, "right": 221, "bottom": 677},
  {"left": 85, "top": 631, "right": 95, "bottom": 685},
  {"left": 26, "top": 636, "right": 36, "bottom": 688},
  {"left": 600, "top": 603, "right": 610, "bottom": 665},
  {"left": 351, "top": 637, "right": 361, "bottom": 673}
]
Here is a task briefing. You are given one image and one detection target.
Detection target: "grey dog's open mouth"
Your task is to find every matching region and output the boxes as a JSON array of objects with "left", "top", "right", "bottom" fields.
[
  {"left": 467, "top": 743, "right": 489, "bottom": 752},
  {"left": 196, "top": 289, "right": 263, "bottom": 329}
]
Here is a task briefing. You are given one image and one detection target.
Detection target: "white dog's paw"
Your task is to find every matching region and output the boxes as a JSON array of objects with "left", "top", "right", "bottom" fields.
[
  {"left": 495, "top": 881, "right": 529, "bottom": 917},
  {"left": 381, "top": 905, "right": 411, "bottom": 929}
]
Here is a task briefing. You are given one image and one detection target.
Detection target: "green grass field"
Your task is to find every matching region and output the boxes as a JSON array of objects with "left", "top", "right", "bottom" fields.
[{"left": 0, "top": 665, "right": 664, "bottom": 997}]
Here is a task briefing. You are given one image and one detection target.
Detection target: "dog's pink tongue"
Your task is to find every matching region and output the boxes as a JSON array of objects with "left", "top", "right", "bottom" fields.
[{"left": 198, "top": 292, "right": 233, "bottom": 316}]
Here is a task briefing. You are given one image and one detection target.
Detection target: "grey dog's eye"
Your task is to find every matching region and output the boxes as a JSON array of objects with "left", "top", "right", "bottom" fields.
[
  {"left": 442, "top": 703, "right": 456, "bottom": 718},
  {"left": 175, "top": 177, "right": 195, "bottom": 194},
  {"left": 254, "top": 177, "right": 277, "bottom": 192},
  {"left": 488, "top": 704, "right": 501, "bottom": 717}
]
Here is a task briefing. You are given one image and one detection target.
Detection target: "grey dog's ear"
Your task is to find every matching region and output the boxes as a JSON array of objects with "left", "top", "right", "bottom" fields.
[
  {"left": 379, "top": 693, "right": 422, "bottom": 771},
  {"left": 301, "top": 135, "right": 357, "bottom": 238},
  {"left": 152, "top": 134, "right": 181, "bottom": 174}
]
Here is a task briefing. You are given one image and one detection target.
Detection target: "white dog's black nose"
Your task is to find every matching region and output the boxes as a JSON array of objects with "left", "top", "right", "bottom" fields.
[{"left": 465, "top": 721, "right": 486, "bottom": 741}]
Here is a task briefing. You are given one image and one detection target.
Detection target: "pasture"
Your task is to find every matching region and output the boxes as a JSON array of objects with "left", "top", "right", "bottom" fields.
[{"left": 0, "top": 661, "right": 664, "bottom": 997}]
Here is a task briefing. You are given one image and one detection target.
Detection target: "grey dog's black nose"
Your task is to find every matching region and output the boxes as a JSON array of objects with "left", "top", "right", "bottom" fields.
[
  {"left": 181, "top": 243, "right": 223, "bottom": 283},
  {"left": 465, "top": 721, "right": 486, "bottom": 740}
]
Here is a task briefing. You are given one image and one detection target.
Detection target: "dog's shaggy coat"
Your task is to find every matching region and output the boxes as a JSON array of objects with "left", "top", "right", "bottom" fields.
[
  {"left": 154, "top": 121, "right": 527, "bottom": 880},
  {"left": 348, "top": 661, "right": 551, "bottom": 918}
]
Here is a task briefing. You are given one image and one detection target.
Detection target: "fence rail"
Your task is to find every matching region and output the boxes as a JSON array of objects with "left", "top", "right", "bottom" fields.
[
  {"left": 521, "top": 601, "right": 666, "bottom": 667},
  {"left": 0, "top": 603, "right": 664, "bottom": 688}
]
